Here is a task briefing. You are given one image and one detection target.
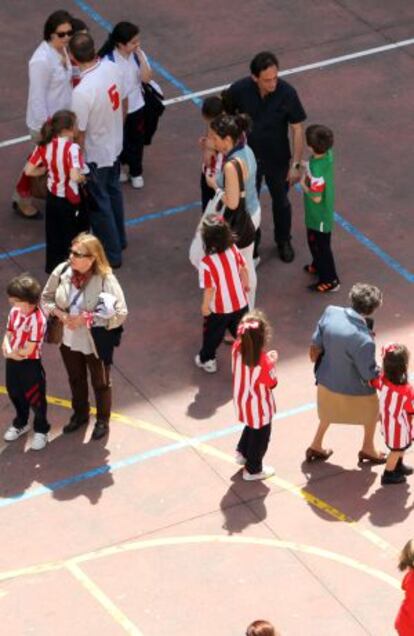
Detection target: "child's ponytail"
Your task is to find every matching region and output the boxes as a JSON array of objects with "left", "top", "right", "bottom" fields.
[
  {"left": 238, "top": 310, "right": 270, "bottom": 367},
  {"left": 398, "top": 538, "right": 414, "bottom": 571},
  {"left": 38, "top": 110, "right": 77, "bottom": 146}
]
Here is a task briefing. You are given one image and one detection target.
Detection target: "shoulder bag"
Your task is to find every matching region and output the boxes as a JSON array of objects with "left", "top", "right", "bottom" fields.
[{"left": 223, "top": 158, "right": 255, "bottom": 249}]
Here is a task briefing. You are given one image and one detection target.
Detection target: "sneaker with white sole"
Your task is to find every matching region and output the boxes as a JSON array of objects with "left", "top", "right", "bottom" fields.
[
  {"left": 131, "top": 175, "right": 144, "bottom": 189},
  {"left": 235, "top": 452, "right": 246, "bottom": 465},
  {"left": 243, "top": 465, "right": 275, "bottom": 481},
  {"left": 119, "top": 166, "right": 129, "bottom": 183},
  {"left": 194, "top": 354, "right": 217, "bottom": 373},
  {"left": 4, "top": 424, "right": 30, "bottom": 442},
  {"left": 30, "top": 433, "right": 48, "bottom": 451}
]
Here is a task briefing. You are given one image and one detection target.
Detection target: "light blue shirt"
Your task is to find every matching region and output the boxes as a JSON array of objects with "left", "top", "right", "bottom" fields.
[
  {"left": 216, "top": 144, "right": 260, "bottom": 217},
  {"left": 312, "top": 305, "right": 378, "bottom": 396}
]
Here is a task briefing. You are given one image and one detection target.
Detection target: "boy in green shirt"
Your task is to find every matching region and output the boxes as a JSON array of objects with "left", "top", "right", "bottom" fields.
[{"left": 300, "top": 124, "right": 339, "bottom": 293}]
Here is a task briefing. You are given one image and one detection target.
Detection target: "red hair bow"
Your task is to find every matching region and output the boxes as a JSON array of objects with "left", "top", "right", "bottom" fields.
[
  {"left": 237, "top": 320, "right": 260, "bottom": 336},
  {"left": 381, "top": 343, "right": 398, "bottom": 358}
]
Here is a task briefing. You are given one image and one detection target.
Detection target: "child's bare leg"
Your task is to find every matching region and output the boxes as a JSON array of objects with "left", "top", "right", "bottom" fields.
[
  {"left": 385, "top": 450, "right": 402, "bottom": 472},
  {"left": 361, "top": 419, "right": 383, "bottom": 458},
  {"left": 309, "top": 419, "right": 331, "bottom": 452}
]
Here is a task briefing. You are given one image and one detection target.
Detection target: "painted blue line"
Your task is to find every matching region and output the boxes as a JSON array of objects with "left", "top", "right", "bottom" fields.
[
  {"left": 71, "top": 0, "right": 201, "bottom": 106},
  {"left": 0, "top": 402, "right": 315, "bottom": 509},
  {"left": 334, "top": 212, "right": 414, "bottom": 284}
]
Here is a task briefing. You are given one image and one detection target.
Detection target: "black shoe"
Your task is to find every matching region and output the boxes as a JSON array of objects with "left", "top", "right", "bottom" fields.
[
  {"left": 63, "top": 415, "right": 89, "bottom": 434},
  {"left": 12, "top": 201, "right": 43, "bottom": 220},
  {"left": 396, "top": 458, "right": 413, "bottom": 476},
  {"left": 91, "top": 420, "right": 109, "bottom": 440},
  {"left": 277, "top": 240, "right": 295, "bottom": 263},
  {"left": 381, "top": 469, "right": 407, "bottom": 485}
]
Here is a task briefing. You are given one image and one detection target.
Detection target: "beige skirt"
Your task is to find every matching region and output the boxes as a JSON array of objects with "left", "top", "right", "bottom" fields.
[{"left": 317, "top": 384, "right": 379, "bottom": 426}]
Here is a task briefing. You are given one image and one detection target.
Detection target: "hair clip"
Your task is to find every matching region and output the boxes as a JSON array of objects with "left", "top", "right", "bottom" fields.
[
  {"left": 381, "top": 343, "right": 398, "bottom": 358},
  {"left": 237, "top": 320, "right": 260, "bottom": 335}
]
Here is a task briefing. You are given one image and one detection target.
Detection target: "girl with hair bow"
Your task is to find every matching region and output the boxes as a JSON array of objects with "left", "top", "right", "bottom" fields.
[{"left": 232, "top": 310, "right": 278, "bottom": 481}]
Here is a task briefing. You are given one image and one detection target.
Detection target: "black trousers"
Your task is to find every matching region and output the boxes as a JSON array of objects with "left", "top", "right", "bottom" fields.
[
  {"left": 200, "top": 172, "right": 215, "bottom": 213},
  {"left": 45, "top": 192, "right": 88, "bottom": 274},
  {"left": 255, "top": 162, "right": 291, "bottom": 254},
  {"left": 199, "top": 306, "right": 248, "bottom": 363},
  {"left": 307, "top": 228, "right": 338, "bottom": 284},
  {"left": 237, "top": 423, "right": 271, "bottom": 474},
  {"left": 60, "top": 344, "right": 112, "bottom": 424},
  {"left": 120, "top": 107, "right": 145, "bottom": 177},
  {"left": 6, "top": 359, "right": 49, "bottom": 433}
]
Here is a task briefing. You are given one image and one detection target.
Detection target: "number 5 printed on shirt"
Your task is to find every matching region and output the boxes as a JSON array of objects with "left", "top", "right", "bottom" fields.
[{"left": 108, "top": 84, "right": 120, "bottom": 111}]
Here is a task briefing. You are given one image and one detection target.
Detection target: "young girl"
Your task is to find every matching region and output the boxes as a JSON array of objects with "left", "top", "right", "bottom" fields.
[
  {"left": 195, "top": 213, "right": 249, "bottom": 373},
  {"left": 199, "top": 95, "right": 225, "bottom": 212},
  {"left": 246, "top": 620, "right": 280, "bottom": 636},
  {"left": 99, "top": 22, "right": 152, "bottom": 189},
  {"left": 395, "top": 538, "right": 414, "bottom": 635},
  {"left": 24, "top": 109, "right": 88, "bottom": 274},
  {"left": 233, "top": 310, "right": 278, "bottom": 481},
  {"left": 371, "top": 344, "right": 414, "bottom": 485}
]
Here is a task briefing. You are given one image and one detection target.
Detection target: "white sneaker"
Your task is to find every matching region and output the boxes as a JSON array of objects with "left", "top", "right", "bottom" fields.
[
  {"left": 194, "top": 354, "right": 217, "bottom": 373},
  {"left": 235, "top": 452, "right": 246, "bottom": 465},
  {"left": 4, "top": 424, "right": 30, "bottom": 441},
  {"left": 30, "top": 433, "right": 48, "bottom": 451},
  {"left": 119, "top": 166, "right": 129, "bottom": 183},
  {"left": 243, "top": 465, "right": 275, "bottom": 481},
  {"left": 131, "top": 175, "right": 144, "bottom": 189}
]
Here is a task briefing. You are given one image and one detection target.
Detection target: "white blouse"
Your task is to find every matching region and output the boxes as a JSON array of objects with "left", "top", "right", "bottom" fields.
[{"left": 26, "top": 41, "right": 72, "bottom": 132}]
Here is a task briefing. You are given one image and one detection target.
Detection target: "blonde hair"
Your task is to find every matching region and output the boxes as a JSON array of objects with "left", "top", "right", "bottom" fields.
[
  {"left": 398, "top": 539, "right": 414, "bottom": 571},
  {"left": 71, "top": 233, "right": 112, "bottom": 277}
]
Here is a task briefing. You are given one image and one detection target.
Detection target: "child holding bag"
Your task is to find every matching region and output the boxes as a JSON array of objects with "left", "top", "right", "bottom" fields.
[{"left": 24, "top": 109, "right": 88, "bottom": 274}]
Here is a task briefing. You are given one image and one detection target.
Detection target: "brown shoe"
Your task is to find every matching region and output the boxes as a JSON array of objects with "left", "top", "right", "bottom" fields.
[
  {"left": 358, "top": 451, "right": 386, "bottom": 465},
  {"left": 305, "top": 447, "right": 333, "bottom": 462}
]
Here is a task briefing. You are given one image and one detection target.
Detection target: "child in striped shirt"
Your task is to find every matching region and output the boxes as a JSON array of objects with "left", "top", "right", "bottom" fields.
[
  {"left": 2, "top": 273, "right": 49, "bottom": 451},
  {"left": 24, "top": 109, "right": 88, "bottom": 274},
  {"left": 233, "top": 310, "right": 278, "bottom": 481},
  {"left": 195, "top": 213, "right": 249, "bottom": 373},
  {"left": 371, "top": 344, "right": 414, "bottom": 485}
]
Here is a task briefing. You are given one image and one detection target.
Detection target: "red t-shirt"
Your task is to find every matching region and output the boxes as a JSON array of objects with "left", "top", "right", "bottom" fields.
[{"left": 395, "top": 569, "right": 414, "bottom": 635}]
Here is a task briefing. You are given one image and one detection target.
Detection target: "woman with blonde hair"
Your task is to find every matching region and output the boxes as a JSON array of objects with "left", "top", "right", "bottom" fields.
[{"left": 41, "top": 233, "right": 127, "bottom": 440}]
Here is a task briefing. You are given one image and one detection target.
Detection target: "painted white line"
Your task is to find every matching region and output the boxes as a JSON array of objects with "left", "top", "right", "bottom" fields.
[
  {"left": 1, "top": 36, "right": 414, "bottom": 148},
  {"left": 0, "top": 134, "right": 31, "bottom": 149},
  {"left": 163, "top": 36, "right": 414, "bottom": 105}
]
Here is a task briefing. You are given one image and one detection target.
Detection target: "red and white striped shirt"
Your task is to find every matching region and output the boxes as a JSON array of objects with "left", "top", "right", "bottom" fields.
[
  {"left": 232, "top": 343, "right": 277, "bottom": 429},
  {"left": 6, "top": 307, "right": 47, "bottom": 360},
  {"left": 199, "top": 246, "right": 248, "bottom": 314},
  {"left": 29, "top": 137, "right": 84, "bottom": 204},
  {"left": 372, "top": 375, "right": 414, "bottom": 450}
]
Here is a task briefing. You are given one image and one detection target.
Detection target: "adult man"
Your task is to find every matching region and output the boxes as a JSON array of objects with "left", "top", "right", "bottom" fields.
[
  {"left": 228, "top": 51, "right": 306, "bottom": 262},
  {"left": 69, "top": 33, "right": 126, "bottom": 268}
]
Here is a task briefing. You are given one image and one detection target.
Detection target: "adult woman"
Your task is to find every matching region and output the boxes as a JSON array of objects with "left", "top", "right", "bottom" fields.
[
  {"left": 206, "top": 113, "right": 260, "bottom": 309},
  {"left": 41, "top": 233, "right": 128, "bottom": 440},
  {"left": 99, "top": 21, "right": 152, "bottom": 189},
  {"left": 306, "top": 282, "right": 385, "bottom": 463},
  {"left": 15, "top": 10, "right": 73, "bottom": 218}
]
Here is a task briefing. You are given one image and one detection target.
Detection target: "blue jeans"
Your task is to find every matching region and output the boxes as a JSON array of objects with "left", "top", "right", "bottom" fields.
[{"left": 87, "top": 162, "right": 127, "bottom": 266}]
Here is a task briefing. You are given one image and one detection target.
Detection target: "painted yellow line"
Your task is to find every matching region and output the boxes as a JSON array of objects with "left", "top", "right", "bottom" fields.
[
  {"left": 0, "top": 386, "right": 396, "bottom": 555},
  {"left": 0, "top": 535, "right": 401, "bottom": 590},
  {"left": 66, "top": 562, "right": 143, "bottom": 635}
]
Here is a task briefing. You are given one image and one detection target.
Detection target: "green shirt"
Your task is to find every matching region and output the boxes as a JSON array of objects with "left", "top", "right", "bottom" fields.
[{"left": 304, "top": 149, "right": 334, "bottom": 233}]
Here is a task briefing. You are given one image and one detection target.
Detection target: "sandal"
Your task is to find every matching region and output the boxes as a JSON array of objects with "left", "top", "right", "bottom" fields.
[
  {"left": 357, "top": 451, "right": 387, "bottom": 465},
  {"left": 305, "top": 447, "right": 333, "bottom": 462}
]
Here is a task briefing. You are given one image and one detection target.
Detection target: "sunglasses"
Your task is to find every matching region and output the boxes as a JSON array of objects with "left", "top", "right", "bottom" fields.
[
  {"left": 70, "top": 249, "right": 91, "bottom": 258},
  {"left": 55, "top": 29, "right": 73, "bottom": 38}
]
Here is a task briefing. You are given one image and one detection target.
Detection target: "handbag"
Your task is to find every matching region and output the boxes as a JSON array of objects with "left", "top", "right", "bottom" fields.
[
  {"left": 90, "top": 325, "right": 124, "bottom": 365},
  {"left": 223, "top": 158, "right": 255, "bottom": 249},
  {"left": 189, "top": 189, "right": 224, "bottom": 268},
  {"left": 44, "top": 267, "right": 86, "bottom": 345},
  {"left": 142, "top": 81, "right": 165, "bottom": 145}
]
